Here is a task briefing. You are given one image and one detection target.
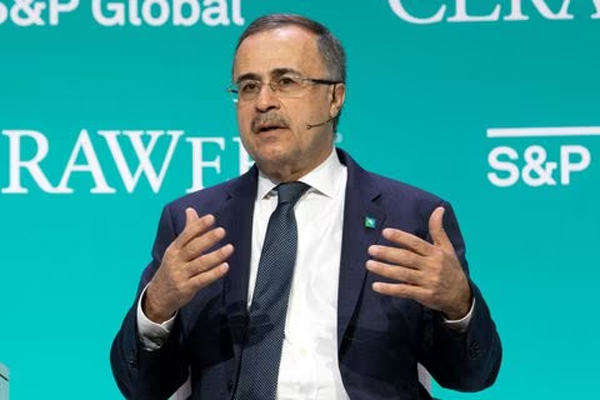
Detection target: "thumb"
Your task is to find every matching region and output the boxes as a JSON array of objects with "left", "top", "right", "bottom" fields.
[
  {"left": 429, "top": 207, "right": 454, "bottom": 251},
  {"left": 185, "top": 207, "right": 199, "bottom": 225}
]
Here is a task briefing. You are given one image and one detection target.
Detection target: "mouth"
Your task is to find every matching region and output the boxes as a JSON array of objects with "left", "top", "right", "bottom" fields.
[
  {"left": 258, "top": 126, "right": 285, "bottom": 133},
  {"left": 255, "top": 124, "right": 288, "bottom": 134}
]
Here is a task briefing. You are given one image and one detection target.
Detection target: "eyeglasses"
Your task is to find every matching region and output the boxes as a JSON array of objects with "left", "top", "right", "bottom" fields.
[{"left": 227, "top": 74, "right": 342, "bottom": 103}]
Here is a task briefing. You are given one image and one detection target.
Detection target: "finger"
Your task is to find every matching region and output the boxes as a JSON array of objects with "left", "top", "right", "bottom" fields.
[
  {"left": 186, "top": 207, "right": 199, "bottom": 224},
  {"left": 381, "top": 228, "right": 432, "bottom": 256},
  {"left": 174, "top": 212, "right": 216, "bottom": 249},
  {"left": 366, "top": 260, "right": 423, "bottom": 285},
  {"left": 428, "top": 207, "right": 455, "bottom": 251},
  {"left": 180, "top": 227, "right": 227, "bottom": 261},
  {"left": 189, "top": 262, "right": 230, "bottom": 291},
  {"left": 372, "top": 281, "right": 429, "bottom": 303},
  {"left": 368, "top": 245, "right": 423, "bottom": 270},
  {"left": 186, "top": 244, "right": 235, "bottom": 276}
]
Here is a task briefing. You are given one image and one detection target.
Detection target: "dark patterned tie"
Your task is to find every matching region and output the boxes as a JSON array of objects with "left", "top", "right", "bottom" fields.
[{"left": 233, "top": 182, "right": 310, "bottom": 399}]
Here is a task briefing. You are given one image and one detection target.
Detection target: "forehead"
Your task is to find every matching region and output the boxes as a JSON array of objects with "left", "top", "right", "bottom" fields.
[{"left": 233, "top": 26, "right": 326, "bottom": 80}]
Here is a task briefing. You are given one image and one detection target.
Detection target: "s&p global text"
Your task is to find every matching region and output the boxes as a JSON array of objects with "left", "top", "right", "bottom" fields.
[{"left": 0, "top": 0, "right": 244, "bottom": 27}]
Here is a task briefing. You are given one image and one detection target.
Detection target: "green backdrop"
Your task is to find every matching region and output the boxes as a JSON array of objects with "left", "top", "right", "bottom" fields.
[{"left": 1, "top": 0, "right": 599, "bottom": 398}]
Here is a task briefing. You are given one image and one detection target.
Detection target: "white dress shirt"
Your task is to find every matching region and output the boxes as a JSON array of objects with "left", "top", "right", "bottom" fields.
[
  {"left": 249, "top": 149, "right": 349, "bottom": 399},
  {"left": 136, "top": 148, "right": 474, "bottom": 399}
]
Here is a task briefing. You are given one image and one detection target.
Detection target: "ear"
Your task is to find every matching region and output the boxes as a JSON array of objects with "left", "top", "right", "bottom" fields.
[{"left": 329, "top": 83, "right": 346, "bottom": 117}]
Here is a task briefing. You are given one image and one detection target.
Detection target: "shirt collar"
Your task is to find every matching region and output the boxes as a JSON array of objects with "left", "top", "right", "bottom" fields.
[{"left": 256, "top": 149, "right": 345, "bottom": 201}]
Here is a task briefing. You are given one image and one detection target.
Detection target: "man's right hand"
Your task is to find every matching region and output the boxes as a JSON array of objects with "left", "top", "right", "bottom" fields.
[{"left": 143, "top": 208, "right": 234, "bottom": 323}]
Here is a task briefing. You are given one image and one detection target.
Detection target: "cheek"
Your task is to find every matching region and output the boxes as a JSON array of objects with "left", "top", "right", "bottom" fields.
[
  {"left": 282, "top": 105, "right": 312, "bottom": 133},
  {"left": 236, "top": 108, "right": 253, "bottom": 131},
  {"left": 295, "top": 99, "right": 328, "bottom": 125}
]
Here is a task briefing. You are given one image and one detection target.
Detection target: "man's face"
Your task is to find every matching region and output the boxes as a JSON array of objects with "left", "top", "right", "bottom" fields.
[{"left": 232, "top": 25, "right": 345, "bottom": 181}]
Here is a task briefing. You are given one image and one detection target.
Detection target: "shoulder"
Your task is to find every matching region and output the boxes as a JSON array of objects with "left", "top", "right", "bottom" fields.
[
  {"left": 161, "top": 167, "right": 256, "bottom": 223},
  {"left": 340, "top": 148, "right": 447, "bottom": 209},
  {"left": 165, "top": 179, "right": 234, "bottom": 212},
  {"left": 371, "top": 172, "right": 445, "bottom": 207},
  {"left": 366, "top": 170, "right": 450, "bottom": 223}
]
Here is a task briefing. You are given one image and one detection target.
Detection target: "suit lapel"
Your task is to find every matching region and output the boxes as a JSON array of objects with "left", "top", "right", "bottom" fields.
[
  {"left": 336, "top": 150, "right": 386, "bottom": 349},
  {"left": 214, "top": 167, "right": 257, "bottom": 363}
]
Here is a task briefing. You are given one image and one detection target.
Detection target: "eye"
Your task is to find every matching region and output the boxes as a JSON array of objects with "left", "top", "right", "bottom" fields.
[
  {"left": 239, "top": 81, "right": 260, "bottom": 94},
  {"left": 277, "top": 76, "right": 301, "bottom": 91}
]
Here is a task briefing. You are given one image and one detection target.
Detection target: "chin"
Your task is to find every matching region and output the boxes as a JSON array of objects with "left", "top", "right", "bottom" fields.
[
  {"left": 254, "top": 147, "right": 299, "bottom": 173},
  {"left": 256, "top": 152, "right": 291, "bottom": 168}
]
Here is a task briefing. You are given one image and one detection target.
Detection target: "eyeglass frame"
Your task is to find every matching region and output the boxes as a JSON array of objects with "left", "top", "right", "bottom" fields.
[{"left": 226, "top": 73, "right": 343, "bottom": 103}]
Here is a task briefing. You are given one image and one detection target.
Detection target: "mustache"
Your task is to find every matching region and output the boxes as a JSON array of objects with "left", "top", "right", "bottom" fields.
[{"left": 251, "top": 113, "right": 290, "bottom": 133}]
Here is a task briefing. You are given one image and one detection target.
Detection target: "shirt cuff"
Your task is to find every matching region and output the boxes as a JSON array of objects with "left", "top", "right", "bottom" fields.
[
  {"left": 136, "top": 284, "right": 176, "bottom": 351},
  {"left": 443, "top": 297, "right": 475, "bottom": 333}
]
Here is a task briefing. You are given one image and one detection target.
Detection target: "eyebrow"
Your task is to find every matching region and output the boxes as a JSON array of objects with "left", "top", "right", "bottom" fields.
[
  {"left": 235, "top": 72, "right": 261, "bottom": 83},
  {"left": 271, "top": 68, "right": 302, "bottom": 77},
  {"left": 235, "top": 68, "right": 303, "bottom": 83}
]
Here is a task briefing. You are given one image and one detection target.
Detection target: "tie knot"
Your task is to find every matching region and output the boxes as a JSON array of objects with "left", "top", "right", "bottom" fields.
[{"left": 276, "top": 182, "right": 310, "bottom": 205}]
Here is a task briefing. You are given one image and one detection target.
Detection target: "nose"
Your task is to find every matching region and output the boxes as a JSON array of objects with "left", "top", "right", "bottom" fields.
[{"left": 254, "top": 83, "right": 280, "bottom": 113}]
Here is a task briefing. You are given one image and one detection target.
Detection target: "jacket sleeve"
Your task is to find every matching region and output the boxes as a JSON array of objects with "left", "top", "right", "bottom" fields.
[
  {"left": 418, "top": 202, "right": 502, "bottom": 392},
  {"left": 110, "top": 205, "right": 190, "bottom": 399}
]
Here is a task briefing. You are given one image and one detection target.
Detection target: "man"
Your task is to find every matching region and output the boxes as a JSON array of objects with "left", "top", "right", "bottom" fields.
[{"left": 111, "top": 14, "right": 502, "bottom": 400}]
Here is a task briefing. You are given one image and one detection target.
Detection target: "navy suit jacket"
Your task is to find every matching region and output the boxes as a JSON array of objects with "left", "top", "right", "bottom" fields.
[{"left": 111, "top": 149, "right": 502, "bottom": 399}]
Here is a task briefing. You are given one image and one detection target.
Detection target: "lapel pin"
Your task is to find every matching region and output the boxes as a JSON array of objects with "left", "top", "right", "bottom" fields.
[{"left": 364, "top": 216, "right": 376, "bottom": 229}]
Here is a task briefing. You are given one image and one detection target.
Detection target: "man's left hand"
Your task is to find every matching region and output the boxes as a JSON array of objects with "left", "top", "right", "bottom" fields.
[{"left": 366, "top": 207, "right": 472, "bottom": 320}]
